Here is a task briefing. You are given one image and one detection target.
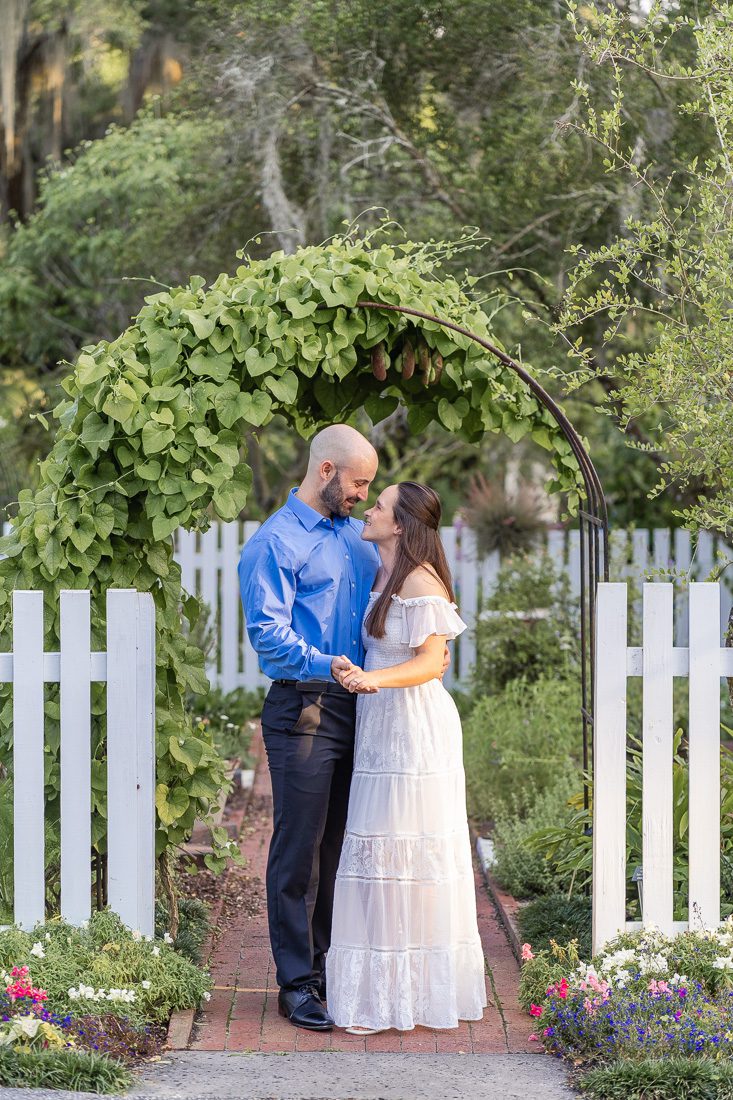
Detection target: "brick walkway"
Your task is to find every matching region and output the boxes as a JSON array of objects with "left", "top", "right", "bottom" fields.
[{"left": 188, "top": 730, "right": 535, "bottom": 1056}]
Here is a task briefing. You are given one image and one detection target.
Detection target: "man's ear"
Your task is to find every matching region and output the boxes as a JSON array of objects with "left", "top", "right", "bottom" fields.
[{"left": 320, "top": 460, "right": 335, "bottom": 480}]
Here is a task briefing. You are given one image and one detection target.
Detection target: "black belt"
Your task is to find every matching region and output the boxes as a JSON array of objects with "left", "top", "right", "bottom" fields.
[{"left": 273, "top": 678, "right": 350, "bottom": 694}]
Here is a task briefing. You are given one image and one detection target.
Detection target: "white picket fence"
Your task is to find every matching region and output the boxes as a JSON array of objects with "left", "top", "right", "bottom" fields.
[
  {"left": 593, "top": 581, "right": 731, "bottom": 953},
  {"left": 0, "top": 589, "right": 156, "bottom": 936},
  {"left": 171, "top": 523, "right": 733, "bottom": 691}
]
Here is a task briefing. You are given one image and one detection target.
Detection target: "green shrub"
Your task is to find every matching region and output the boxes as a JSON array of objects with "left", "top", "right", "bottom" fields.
[
  {"left": 472, "top": 551, "right": 579, "bottom": 694},
  {"left": 0, "top": 909, "right": 211, "bottom": 1026},
  {"left": 517, "top": 894, "right": 592, "bottom": 960},
  {"left": 0, "top": 1047, "right": 132, "bottom": 1092},
  {"left": 492, "top": 773, "right": 578, "bottom": 898},
  {"left": 580, "top": 1058, "right": 733, "bottom": 1100},
  {"left": 463, "top": 674, "right": 581, "bottom": 823}
]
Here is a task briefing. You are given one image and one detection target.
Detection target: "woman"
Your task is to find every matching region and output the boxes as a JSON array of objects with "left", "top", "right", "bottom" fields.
[{"left": 326, "top": 482, "right": 487, "bottom": 1034}]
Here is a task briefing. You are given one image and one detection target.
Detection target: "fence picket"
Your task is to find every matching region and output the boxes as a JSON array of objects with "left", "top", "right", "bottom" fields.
[
  {"left": 458, "top": 527, "right": 478, "bottom": 683},
  {"left": 12, "top": 591, "right": 46, "bottom": 929},
  {"left": 641, "top": 583, "right": 675, "bottom": 935},
  {"left": 220, "top": 521, "right": 240, "bottom": 693},
  {"left": 241, "top": 521, "right": 262, "bottom": 689},
  {"left": 688, "top": 583, "right": 721, "bottom": 930},
  {"left": 106, "top": 590, "right": 156, "bottom": 937},
  {"left": 60, "top": 590, "right": 92, "bottom": 926},
  {"left": 592, "top": 583, "right": 628, "bottom": 952}
]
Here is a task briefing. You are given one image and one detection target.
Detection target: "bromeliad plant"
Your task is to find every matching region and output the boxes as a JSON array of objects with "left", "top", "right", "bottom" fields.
[
  {"left": 0, "top": 230, "right": 583, "bottom": 885},
  {"left": 520, "top": 921, "right": 733, "bottom": 1063}
]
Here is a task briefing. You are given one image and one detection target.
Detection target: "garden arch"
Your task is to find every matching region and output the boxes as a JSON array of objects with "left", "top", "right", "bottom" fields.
[{"left": 0, "top": 236, "right": 607, "bottom": 876}]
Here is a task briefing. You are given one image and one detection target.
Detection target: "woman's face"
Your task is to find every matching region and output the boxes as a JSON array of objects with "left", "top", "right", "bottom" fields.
[{"left": 362, "top": 484, "right": 401, "bottom": 544}]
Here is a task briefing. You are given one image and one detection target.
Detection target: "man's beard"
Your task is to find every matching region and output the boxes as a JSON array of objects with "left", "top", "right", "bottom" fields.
[{"left": 320, "top": 471, "right": 357, "bottom": 518}]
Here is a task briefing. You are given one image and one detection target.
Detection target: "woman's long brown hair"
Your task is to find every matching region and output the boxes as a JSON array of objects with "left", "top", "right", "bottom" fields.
[{"left": 365, "top": 481, "right": 456, "bottom": 639}]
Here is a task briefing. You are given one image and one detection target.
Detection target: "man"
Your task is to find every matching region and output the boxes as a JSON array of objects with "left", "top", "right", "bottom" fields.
[{"left": 238, "top": 425, "right": 381, "bottom": 1031}]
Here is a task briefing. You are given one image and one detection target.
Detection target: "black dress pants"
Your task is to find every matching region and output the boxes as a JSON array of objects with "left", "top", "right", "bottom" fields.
[{"left": 261, "top": 680, "right": 356, "bottom": 991}]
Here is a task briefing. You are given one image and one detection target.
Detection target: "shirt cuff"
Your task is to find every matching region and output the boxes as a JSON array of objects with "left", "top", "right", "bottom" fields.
[{"left": 310, "top": 652, "right": 335, "bottom": 681}]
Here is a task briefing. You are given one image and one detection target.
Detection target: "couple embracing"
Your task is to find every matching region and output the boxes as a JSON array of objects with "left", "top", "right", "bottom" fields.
[{"left": 238, "top": 425, "right": 486, "bottom": 1035}]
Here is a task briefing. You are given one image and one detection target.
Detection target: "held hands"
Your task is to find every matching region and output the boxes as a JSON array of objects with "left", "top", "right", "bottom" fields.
[{"left": 331, "top": 654, "right": 380, "bottom": 694}]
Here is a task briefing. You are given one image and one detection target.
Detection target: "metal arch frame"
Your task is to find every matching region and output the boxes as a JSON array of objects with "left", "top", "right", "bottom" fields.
[{"left": 355, "top": 300, "right": 610, "bottom": 808}]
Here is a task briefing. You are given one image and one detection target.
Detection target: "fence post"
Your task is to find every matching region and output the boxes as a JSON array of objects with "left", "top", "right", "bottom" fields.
[
  {"left": 592, "top": 582, "right": 628, "bottom": 954},
  {"left": 12, "top": 591, "right": 46, "bottom": 929},
  {"left": 106, "top": 590, "right": 156, "bottom": 937}
]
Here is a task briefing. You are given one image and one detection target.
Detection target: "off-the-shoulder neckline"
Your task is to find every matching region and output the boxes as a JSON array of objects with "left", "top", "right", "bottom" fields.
[{"left": 368, "top": 591, "right": 458, "bottom": 609}]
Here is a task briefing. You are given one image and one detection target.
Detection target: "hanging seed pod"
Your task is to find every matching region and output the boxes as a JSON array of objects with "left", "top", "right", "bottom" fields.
[
  {"left": 431, "top": 350, "right": 444, "bottom": 385},
  {"left": 418, "top": 338, "right": 431, "bottom": 385},
  {"left": 402, "top": 339, "right": 416, "bottom": 380},
  {"left": 371, "top": 341, "right": 387, "bottom": 381}
]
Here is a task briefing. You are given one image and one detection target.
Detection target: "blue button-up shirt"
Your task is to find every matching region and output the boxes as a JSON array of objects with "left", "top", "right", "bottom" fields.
[{"left": 238, "top": 488, "right": 380, "bottom": 682}]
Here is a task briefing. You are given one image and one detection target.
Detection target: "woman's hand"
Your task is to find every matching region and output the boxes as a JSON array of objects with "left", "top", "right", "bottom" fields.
[{"left": 339, "top": 667, "right": 380, "bottom": 694}]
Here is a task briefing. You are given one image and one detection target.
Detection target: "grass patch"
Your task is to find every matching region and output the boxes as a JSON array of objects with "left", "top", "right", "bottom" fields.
[
  {"left": 0, "top": 1047, "right": 132, "bottom": 1092},
  {"left": 579, "top": 1057, "right": 733, "bottom": 1099}
]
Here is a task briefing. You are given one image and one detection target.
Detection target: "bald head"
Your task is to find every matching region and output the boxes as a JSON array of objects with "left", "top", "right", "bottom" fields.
[
  {"left": 307, "top": 424, "right": 377, "bottom": 475},
  {"left": 298, "top": 425, "right": 379, "bottom": 518}
]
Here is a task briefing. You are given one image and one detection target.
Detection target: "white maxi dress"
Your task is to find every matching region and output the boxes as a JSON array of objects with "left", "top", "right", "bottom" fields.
[{"left": 326, "top": 593, "right": 487, "bottom": 1031}]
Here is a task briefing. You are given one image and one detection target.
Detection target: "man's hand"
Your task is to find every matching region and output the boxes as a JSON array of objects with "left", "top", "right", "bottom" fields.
[
  {"left": 331, "top": 654, "right": 353, "bottom": 680},
  {"left": 439, "top": 644, "right": 451, "bottom": 680}
]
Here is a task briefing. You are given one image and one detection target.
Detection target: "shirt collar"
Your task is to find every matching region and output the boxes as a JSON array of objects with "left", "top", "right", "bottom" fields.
[{"left": 286, "top": 487, "right": 350, "bottom": 531}]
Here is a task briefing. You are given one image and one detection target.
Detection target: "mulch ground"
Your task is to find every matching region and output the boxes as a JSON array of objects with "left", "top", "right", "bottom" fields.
[{"left": 182, "top": 728, "right": 537, "bottom": 1056}]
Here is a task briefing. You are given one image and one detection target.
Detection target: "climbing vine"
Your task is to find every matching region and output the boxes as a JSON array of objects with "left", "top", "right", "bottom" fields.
[{"left": 0, "top": 233, "right": 582, "bottom": 880}]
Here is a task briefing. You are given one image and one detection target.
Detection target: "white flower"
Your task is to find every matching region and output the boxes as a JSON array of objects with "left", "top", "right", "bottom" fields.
[
  {"left": 599, "top": 949, "right": 636, "bottom": 973},
  {"left": 203, "top": 991, "right": 211, "bottom": 1002},
  {"left": 639, "top": 953, "right": 669, "bottom": 975},
  {"left": 219, "top": 714, "right": 230, "bottom": 721},
  {"left": 30, "top": 942, "right": 45, "bottom": 959},
  {"left": 151, "top": 945, "right": 161, "bottom": 957},
  {"left": 713, "top": 956, "right": 733, "bottom": 970},
  {"left": 141, "top": 980, "right": 151, "bottom": 989},
  {"left": 226, "top": 723, "right": 235, "bottom": 729},
  {"left": 163, "top": 932, "right": 173, "bottom": 944},
  {"left": 80, "top": 920, "right": 89, "bottom": 929},
  {"left": 131, "top": 929, "right": 142, "bottom": 942},
  {"left": 669, "top": 973, "right": 689, "bottom": 986},
  {"left": 44, "top": 933, "right": 51, "bottom": 942}
]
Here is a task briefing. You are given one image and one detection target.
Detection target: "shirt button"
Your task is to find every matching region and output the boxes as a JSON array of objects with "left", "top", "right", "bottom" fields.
[
  {"left": 352, "top": 612, "right": 356, "bottom": 617},
  {"left": 345, "top": 554, "right": 350, "bottom": 560}
]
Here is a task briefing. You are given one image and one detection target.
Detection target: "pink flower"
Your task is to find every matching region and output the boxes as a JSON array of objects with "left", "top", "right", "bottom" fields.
[
  {"left": 529, "top": 1004, "right": 543, "bottom": 1018},
  {"left": 583, "top": 997, "right": 596, "bottom": 1016},
  {"left": 528, "top": 1033, "right": 539, "bottom": 1041},
  {"left": 521, "top": 943, "right": 534, "bottom": 961},
  {"left": 547, "top": 977, "right": 569, "bottom": 999}
]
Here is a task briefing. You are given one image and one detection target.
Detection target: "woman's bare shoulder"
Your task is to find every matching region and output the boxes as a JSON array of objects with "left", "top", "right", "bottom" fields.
[{"left": 398, "top": 564, "right": 450, "bottom": 600}]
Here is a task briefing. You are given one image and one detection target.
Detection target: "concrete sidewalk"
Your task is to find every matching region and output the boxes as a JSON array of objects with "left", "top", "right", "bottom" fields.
[{"left": 0, "top": 1051, "right": 577, "bottom": 1100}]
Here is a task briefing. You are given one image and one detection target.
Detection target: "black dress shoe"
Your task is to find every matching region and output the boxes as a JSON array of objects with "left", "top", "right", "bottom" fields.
[{"left": 278, "top": 985, "right": 334, "bottom": 1031}]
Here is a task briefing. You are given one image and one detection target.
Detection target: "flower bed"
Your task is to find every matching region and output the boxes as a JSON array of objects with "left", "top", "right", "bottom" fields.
[
  {"left": 520, "top": 922, "right": 733, "bottom": 1095},
  {"left": 0, "top": 909, "right": 212, "bottom": 1092}
]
